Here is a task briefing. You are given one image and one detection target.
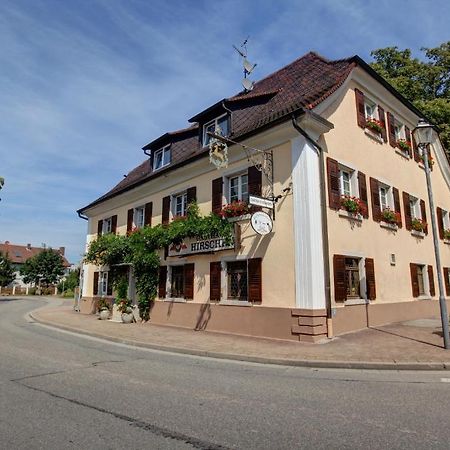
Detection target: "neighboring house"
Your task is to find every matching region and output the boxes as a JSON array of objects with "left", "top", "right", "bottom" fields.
[
  {"left": 0, "top": 241, "right": 70, "bottom": 291},
  {"left": 78, "top": 51, "right": 450, "bottom": 342}
]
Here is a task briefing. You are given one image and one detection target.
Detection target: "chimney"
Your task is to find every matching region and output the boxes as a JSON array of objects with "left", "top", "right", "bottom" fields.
[
  {"left": 27, "top": 243, "right": 31, "bottom": 250},
  {"left": 59, "top": 246, "right": 65, "bottom": 256},
  {"left": 5, "top": 240, "right": 10, "bottom": 245}
]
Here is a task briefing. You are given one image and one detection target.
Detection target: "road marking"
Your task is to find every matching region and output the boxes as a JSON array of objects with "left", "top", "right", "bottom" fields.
[{"left": 441, "top": 378, "right": 450, "bottom": 382}]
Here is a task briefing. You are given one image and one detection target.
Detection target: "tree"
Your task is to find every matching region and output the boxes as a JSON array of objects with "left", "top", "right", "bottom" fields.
[
  {"left": 0, "top": 252, "right": 15, "bottom": 287},
  {"left": 370, "top": 42, "right": 450, "bottom": 154},
  {"left": 57, "top": 268, "right": 80, "bottom": 293},
  {"left": 20, "top": 249, "right": 65, "bottom": 286}
]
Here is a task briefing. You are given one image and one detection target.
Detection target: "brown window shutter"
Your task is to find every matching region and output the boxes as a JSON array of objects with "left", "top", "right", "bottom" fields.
[
  {"left": 111, "top": 215, "right": 117, "bottom": 234},
  {"left": 248, "top": 166, "right": 262, "bottom": 212},
  {"left": 444, "top": 268, "right": 450, "bottom": 296},
  {"left": 354, "top": 89, "right": 366, "bottom": 128},
  {"left": 106, "top": 274, "right": 113, "bottom": 296},
  {"left": 183, "top": 263, "right": 195, "bottom": 299},
  {"left": 393, "top": 187, "right": 402, "bottom": 228},
  {"left": 403, "top": 192, "right": 412, "bottom": 230},
  {"left": 162, "top": 196, "right": 171, "bottom": 225},
  {"left": 93, "top": 272, "right": 99, "bottom": 296},
  {"left": 248, "top": 258, "right": 262, "bottom": 303},
  {"left": 437, "top": 207, "right": 444, "bottom": 239},
  {"left": 370, "top": 177, "right": 381, "bottom": 222},
  {"left": 144, "top": 202, "right": 153, "bottom": 227},
  {"left": 158, "top": 266, "right": 167, "bottom": 298},
  {"left": 211, "top": 177, "right": 223, "bottom": 214},
  {"left": 405, "top": 126, "right": 413, "bottom": 158},
  {"left": 378, "top": 106, "right": 387, "bottom": 142},
  {"left": 428, "top": 265, "right": 435, "bottom": 297},
  {"left": 97, "top": 220, "right": 103, "bottom": 237},
  {"left": 333, "top": 255, "right": 347, "bottom": 302},
  {"left": 420, "top": 199, "right": 428, "bottom": 234},
  {"left": 410, "top": 263, "right": 419, "bottom": 298},
  {"left": 386, "top": 112, "right": 396, "bottom": 147},
  {"left": 365, "top": 258, "right": 376, "bottom": 300},
  {"left": 326, "top": 157, "right": 341, "bottom": 210},
  {"left": 412, "top": 136, "right": 420, "bottom": 162},
  {"left": 358, "top": 171, "right": 369, "bottom": 218},
  {"left": 186, "top": 187, "right": 197, "bottom": 206},
  {"left": 127, "top": 209, "right": 133, "bottom": 233},
  {"left": 210, "top": 262, "right": 222, "bottom": 301}
]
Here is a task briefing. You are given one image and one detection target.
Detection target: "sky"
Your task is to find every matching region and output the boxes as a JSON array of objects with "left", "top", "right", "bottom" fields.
[{"left": 0, "top": 0, "right": 449, "bottom": 264}]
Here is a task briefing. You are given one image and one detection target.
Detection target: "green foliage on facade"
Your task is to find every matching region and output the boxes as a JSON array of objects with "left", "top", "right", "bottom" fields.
[
  {"left": 84, "top": 203, "right": 233, "bottom": 321},
  {"left": 370, "top": 42, "right": 450, "bottom": 154},
  {"left": 20, "top": 248, "right": 65, "bottom": 286},
  {"left": 0, "top": 252, "right": 15, "bottom": 287}
]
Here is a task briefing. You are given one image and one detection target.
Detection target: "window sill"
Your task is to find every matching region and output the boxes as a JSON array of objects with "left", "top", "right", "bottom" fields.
[
  {"left": 219, "top": 300, "right": 252, "bottom": 307},
  {"left": 164, "top": 297, "right": 187, "bottom": 303},
  {"left": 227, "top": 214, "right": 251, "bottom": 223},
  {"left": 380, "top": 221, "right": 398, "bottom": 231},
  {"left": 417, "top": 295, "right": 432, "bottom": 301},
  {"left": 364, "top": 129, "right": 383, "bottom": 143},
  {"left": 338, "top": 209, "right": 363, "bottom": 221},
  {"left": 411, "top": 230, "right": 425, "bottom": 238},
  {"left": 345, "top": 298, "right": 369, "bottom": 306},
  {"left": 395, "top": 148, "right": 411, "bottom": 160}
]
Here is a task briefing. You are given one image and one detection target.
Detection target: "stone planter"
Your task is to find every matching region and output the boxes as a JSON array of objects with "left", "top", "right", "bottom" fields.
[
  {"left": 121, "top": 312, "right": 134, "bottom": 324},
  {"left": 99, "top": 308, "right": 110, "bottom": 320}
]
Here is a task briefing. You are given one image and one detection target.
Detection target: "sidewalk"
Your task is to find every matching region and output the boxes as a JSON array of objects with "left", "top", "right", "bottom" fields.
[{"left": 29, "top": 299, "right": 450, "bottom": 370}]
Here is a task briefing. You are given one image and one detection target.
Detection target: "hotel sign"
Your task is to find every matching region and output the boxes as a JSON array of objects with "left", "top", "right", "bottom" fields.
[{"left": 168, "top": 236, "right": 234, "bottom": 257}]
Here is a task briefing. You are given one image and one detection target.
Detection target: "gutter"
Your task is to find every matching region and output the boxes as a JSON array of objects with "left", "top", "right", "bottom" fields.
[
  {"left": 291, "top": 115, "right": 332, "bottom": 324},
  {"left": 77, "top": 211, "right": 88, "bottom": 221}
]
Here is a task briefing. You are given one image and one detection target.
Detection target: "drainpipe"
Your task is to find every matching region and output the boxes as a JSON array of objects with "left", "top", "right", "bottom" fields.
[{"left": 291, "top": 116, "right": 332, "bottom": 337}]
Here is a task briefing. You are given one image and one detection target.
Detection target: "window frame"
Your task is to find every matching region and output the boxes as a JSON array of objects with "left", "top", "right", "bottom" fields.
[
  {"left": 102, "top": 217, "right": 112, "bottom": 234},
  {"left": 338, "top": 164, "right": 357, "bottom": 198},
  {"left": 378, "top": 183, "right": 394, "bottom": 212},
  {"left": 203, "top": 114, "right": 229, "bottom": 147},
  {"left": 364, "top": 98, "right": 377, "bottom": 120},
  {"left": 409, "top": 195, "right": 421, "bottom": 220},
  {"left": 416, "top": 264, "right": 426, "bottom": 296},
  {"left": 172, "top": 191, "right": 188, "bottom": 218},
  {"left": 228, "top": 172, "right": 249, "bottom": 204},
  {"left": 442, "top": 209, "right": 450, "bottom": 230},
  {"left": 99, "top": 271, "right": 108, "bottom": 297},
  {"left": 170, "top": 265, "right": 185, "bottom": 299},
  {"left": 153, "top": 145, "right": 171, "bottom": 171},
  {"left": 394, "top": 119, "right": 405, "bottom": 142},
  {"left": 133, "top": 206, "right": 145, "bottom": 229}
]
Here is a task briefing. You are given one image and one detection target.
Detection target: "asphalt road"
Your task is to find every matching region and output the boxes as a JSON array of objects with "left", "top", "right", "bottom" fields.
[{"left": 1, "top": 298, "right": 450, "bottom": 450}]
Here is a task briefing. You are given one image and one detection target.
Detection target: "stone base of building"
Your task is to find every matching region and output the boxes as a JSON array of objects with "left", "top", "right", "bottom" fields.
[{"left": 79, "top": 297, "right": 450, "bottom": 342}]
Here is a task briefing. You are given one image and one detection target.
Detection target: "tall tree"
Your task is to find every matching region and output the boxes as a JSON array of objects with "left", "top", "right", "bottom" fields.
[
  {"left": 20, "top": 249, "right": 65, "bottom": 286},
  {"left": 370, "top": 42, "right": 450, "bottom": 154},
  {"left": 0, "top": 252, "right": 15, "bottom": 287}
]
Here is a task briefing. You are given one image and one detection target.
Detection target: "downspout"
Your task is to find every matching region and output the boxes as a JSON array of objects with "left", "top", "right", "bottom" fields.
[{"left": 291, "top": 116, "right": 332, "bottom": 335}]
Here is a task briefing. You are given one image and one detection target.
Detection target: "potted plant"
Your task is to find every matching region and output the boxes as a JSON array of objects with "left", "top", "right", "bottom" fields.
[
  {"left": 219, "top": 201, "right": 250, "bottom": 219},
  {"left": 340, "top": 195, "right": 366, "bottom": 216},
  {"left": 381, "top": 207, "right": 400, "bottom": 225},
  {"left": 396, "top": 139, "right": 411, "bottom": 153},
  {"left": 365, "top": 118, "right": 384, "bottom": 134},
  {"left": 411, "top": 218, "right": 427, "bottom": 233},
  {"left": 114, "top": 276, "right": 134, "bottom": 323},
  {"left": 97, "top": 297, "right": 111, "bottom": 320}
]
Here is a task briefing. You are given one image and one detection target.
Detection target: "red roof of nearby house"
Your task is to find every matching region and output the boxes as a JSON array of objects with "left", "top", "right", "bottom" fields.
[{"left": 0, "top": 241, "right": 70, "bottom": 267}]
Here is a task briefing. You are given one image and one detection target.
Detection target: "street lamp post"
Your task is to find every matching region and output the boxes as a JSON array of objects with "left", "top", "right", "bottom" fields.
[{"left": 413, "top": 119, "right": 450, "bottom": 349}]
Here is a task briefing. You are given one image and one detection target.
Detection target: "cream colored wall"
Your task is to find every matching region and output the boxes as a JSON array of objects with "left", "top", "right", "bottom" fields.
[
  {"left": 82, "top": 139, "right": 296, "bottom": 307},
  {"left": 321, "top": 78, "right": 450, "bottom": 306}
]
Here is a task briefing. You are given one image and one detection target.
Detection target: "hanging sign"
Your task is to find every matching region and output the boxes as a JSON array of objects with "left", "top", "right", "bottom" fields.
[
  {"left": 249, "top": 195, "right": 274, "bottom": 209},
  {"left": 251, "top": 211, "right": 273, "bottom": 235}
]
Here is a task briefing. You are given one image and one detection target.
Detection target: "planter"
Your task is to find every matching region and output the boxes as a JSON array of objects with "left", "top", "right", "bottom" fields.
[
  {"left": 121, "top": 312, "right": 134, "bottom": 324},
  {"left": 99, "top": 308, "right": 110, "bottom": 320}
]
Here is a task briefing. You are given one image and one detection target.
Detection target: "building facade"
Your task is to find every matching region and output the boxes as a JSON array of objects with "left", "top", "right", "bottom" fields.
[{"left": 78, "top": 52, "right": 450, "bottom": 342}]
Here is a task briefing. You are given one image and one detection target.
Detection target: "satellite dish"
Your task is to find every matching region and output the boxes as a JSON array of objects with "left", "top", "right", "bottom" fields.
[
  {"left": 242, "top": 78, "right": 254, "bottom": 91},
  {"left": 243, "top": 58, "right": 257, "bottom": 74}
]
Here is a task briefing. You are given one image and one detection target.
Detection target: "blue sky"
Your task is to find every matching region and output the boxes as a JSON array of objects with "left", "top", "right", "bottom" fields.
[{"left": 0, "top": 0, "right": 449, "bottom": 264}]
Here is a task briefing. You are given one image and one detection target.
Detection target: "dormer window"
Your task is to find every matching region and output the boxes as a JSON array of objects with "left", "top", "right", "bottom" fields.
[
  {"left": 203, "top": 114, "right": 229, "bottom": 146},
  {"left": 153, "top": 145, "right": 171, "bottom": 171}
]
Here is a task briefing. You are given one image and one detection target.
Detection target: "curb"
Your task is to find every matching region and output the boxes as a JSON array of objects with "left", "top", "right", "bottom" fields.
[{"left": 28, "top": 311, "right": 450, "bottom": 371}]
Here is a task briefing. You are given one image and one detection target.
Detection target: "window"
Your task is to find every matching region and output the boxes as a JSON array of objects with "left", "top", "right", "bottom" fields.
[
  {"left": 340, "top": 170, "right": 351, "bottom": 196},
  {"left": 443, "top": 210, "right": 450, "bottom": 230},
  {"left": 394, "top": 120, "right": 404, "bottom": 141},
  {"left": 229, "top": 173, "right": 248, "bottom": 203},
  {"left": 416, "top": 265, "right": 426, "bottom": 296},
  {"left": 345, "top": 258, "right": 361, "bottom": 298},
  {"left": 379, "top": 183, "right": 393, "bottom": 211},
  {"left": 99, "top": 272, "right": 108, "bottom": 296},
  {"left": 173, "top": 192, "right": 188, "bottom": 217},
  {"left": 203, "top": 114, "right": 229, "bottom": 146},
  {"left": 170, "top": 266, "right": 184, "bottom": 298},
  {"left": 409, "top": 196, "right": 421, "bottom": 219},
  {"left": 364, "top": 98, "right": 377, "bottom": 120},
  {"left": 133, "top": 206, "right": 145, "bottom": 229},
  {"left": 227, "top": 261, "right": 248, "bottom": 301},
  {"left": 153, "top": 145, "right": 171, "bottom": 171},
  {"left": 102, "top": 217, "right": 112, "bottom": 234}
]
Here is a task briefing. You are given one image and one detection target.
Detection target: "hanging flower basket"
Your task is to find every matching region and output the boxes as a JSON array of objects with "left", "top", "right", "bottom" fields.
[
  {"left": 381, "top": 207, "right": 400, "bottom": 224},
  {"left": 411, "top": 218, "right": 427, "bottom": 233},
  {"left": 396, "top": 139, "right": 411, "bottom": 153},
  {"left": 340, "top": 195, "right": 366, "bottom": 216},
  {"left": 365, "top": 118, "right": 384, "bottom": 134},
  {"left": 219, "top": 201, "right": 250, "bottom": 218}
]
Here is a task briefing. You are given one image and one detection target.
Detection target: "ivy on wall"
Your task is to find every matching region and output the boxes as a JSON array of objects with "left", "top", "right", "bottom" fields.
[{"left": 84, "top": 203, "right": 233, "bottom": 321}]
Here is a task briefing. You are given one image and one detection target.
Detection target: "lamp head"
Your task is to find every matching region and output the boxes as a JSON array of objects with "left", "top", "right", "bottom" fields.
[{"left": 413, "top": 118, "right": 438, "bottom": 146}]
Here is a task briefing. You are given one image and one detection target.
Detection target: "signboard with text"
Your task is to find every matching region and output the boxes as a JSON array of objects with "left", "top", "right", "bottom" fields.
[
  {"left": 249, "top": 195, "right": 273, "bottom": 209},
  {"left": 168, "top": 236, "right": 235, "bottom": 257}
]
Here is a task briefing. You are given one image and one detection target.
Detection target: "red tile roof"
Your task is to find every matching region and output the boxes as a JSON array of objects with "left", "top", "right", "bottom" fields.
[
  {"left": 0, "top": 242, "right": 70, "bottom": 267},
  {"left": 78, "top": 52, "right": 359, "bottom": 212}
]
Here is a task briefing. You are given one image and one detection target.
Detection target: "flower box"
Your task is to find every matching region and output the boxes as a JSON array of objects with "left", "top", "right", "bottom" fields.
[
  {"left": 411, "top": 218, "right": 427, "bottom": 233},
  {"left": 340, "top": 195, "right": 367, "bottom": 216},
  {"left": 381, "top": 207, "right": 400, "bottom": 225},
  {"left": 396, "top": 139, "right": 411, "bottom": 153},
  {"left": 219, "top": 201, "right": 250, "bottom": 218},
  {"left": 365, "top": 118, "right": 384, "bottom": 134}
]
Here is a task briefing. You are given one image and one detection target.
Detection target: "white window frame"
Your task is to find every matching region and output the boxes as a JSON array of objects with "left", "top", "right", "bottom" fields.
[
  {"left": 102, "top": 217, "right": 112, "bottom": 234},
  {"left": 203, "top": 114, "right": 229, "bottom": 147},
  {"left": 338, "top": 164, "right": 357, "bottom": 197},
  {"left": 219, "top": 256, "right": 252, "bottom": 306},
  {"left": 394, "top": 119, "right": 405, "bottom": 142},
  {"left": 415, "top": 263, "right": 430, "bottom": 297},
  {"left": 153, "top": 145, "right": 171, "bottom": 171},
  {"left": 378, "top": 183, "right": 394, "bottom": 211},
  {"left": 133, "top": 206, "right": 145, "bottom": 229},
  {"left": 165, "top": 262, "right": 187, "bottom": 302},
  {"left": 364, "top": 98, "right": 377, "bottom": 120},
  {"left": 443, "top": 210, "right": 450, "bottom": 230},
  {"left": 409, "top": 195, "right": 421, "bottom": 220},
  {"left": 228, "top": 172, "right": 249, "bottom": 204},
  {"left": 99, "top": 271, "right": 108, "bottom": 297},
  {"left": 172, "top": 191, "right": 188, "bottom": 218}
]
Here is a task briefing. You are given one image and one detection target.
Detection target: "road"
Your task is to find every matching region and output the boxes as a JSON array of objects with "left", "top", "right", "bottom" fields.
[{"left": 1, "top": 298, "right": 449, "bottom": 449}]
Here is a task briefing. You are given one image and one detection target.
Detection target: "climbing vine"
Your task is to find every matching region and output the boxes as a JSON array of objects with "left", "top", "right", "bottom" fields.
[{"left": 84, "top": 203, "right": 233, "bottom": 321}]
